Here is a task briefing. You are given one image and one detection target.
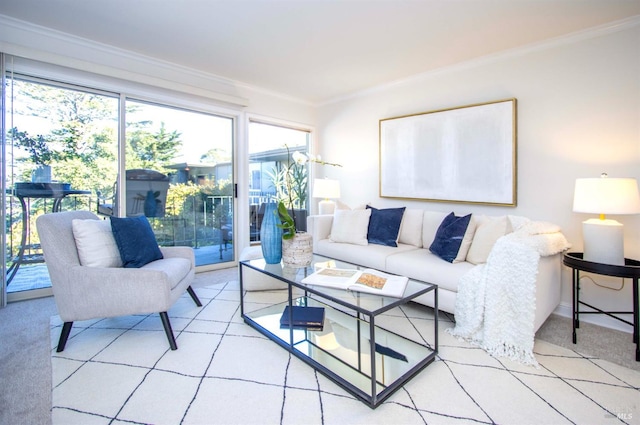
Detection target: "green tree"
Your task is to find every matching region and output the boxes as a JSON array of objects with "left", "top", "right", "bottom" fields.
[
  {"left": 126, "top": 122, "right": 182, "bottom": 172},
  {"left": 8, "top": 80, "right": 119, "bottom": 192}
]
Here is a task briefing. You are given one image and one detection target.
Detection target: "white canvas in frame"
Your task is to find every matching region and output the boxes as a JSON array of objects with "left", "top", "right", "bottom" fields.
[{"left": 379, "top": 98, "right": 517, "bottom": 206}]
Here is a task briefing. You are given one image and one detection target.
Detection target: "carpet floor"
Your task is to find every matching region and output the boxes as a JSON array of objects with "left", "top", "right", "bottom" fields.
[{"left": 50, "top": 277, "right": 640, "bottom": 425}]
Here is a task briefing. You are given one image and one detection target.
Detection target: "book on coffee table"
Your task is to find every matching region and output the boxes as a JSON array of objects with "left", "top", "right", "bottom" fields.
[
  {"left": 280, "top": 305, "right": 325, "bottom": 330},
  {"left": 301, "top": 267, "right": 408, "bottom": 298}
]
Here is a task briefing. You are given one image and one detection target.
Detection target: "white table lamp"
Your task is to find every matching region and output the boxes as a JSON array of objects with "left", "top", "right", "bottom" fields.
[
  {"left": 573, "top": 174, "right": 640, "bottom": 265},
  {"left": 313, "top": 178, "right": 341, "bottom": 215}
]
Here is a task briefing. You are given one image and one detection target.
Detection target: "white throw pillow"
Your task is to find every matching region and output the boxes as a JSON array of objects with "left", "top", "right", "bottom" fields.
[
  {"left": 72, "top": 218, "right": 123, "bottom": 268},
  {"left": 466, "top": 215, "right": 508, "bottom": 265},
  {"left": 507, "top": 214, "right": 530, "bottom": 233},
  {"left": 335, "top": 200, "right": 367, "bottom": 210},
  {"left": 329, "top": 209, "right": 372, "bottom": 246},
  {"left": 398, "top": 208, "right": 424, "bottom": 248},
  {"left": 453, "top": 215, "right": 478, "bottom": 263}
]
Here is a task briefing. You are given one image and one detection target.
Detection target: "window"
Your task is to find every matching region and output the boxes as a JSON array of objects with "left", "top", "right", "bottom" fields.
[
  {"left": 2, "top": 58, "right": 238, "bottom": 299},
  {"left": 248, "top": 121, "right": 310, "bottom": 242}
]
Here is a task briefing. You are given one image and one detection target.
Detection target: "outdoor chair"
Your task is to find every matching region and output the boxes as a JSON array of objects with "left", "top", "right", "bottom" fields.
[
  {"left": 97, "top": 168, "right": 170, "bottom": 218},
  {"left": 36, "top": 210, "right": 201, "bottom": 352}
]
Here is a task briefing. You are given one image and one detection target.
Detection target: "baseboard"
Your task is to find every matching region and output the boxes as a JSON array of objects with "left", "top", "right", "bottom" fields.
[{"left": 553, "top": 302, "right": 634, "bottom": 334}]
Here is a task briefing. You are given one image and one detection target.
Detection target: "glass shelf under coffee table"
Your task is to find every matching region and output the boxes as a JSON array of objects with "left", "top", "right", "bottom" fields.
[{"left": 239, "top": 254, "right": 438, "bottom": 408}]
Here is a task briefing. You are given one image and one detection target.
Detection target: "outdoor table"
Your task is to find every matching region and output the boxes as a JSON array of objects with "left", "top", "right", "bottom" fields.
[{"left": 6, "top": 182, "right": 91, "bottom": 284}]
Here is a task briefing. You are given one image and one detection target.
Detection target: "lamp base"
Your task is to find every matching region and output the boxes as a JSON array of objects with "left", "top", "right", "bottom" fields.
[
  {"left": 318, "top": 200, "right": 336, "bottom": 215},
  {"left": 582, "top": 218, "right": 624, "bottom": 265}
]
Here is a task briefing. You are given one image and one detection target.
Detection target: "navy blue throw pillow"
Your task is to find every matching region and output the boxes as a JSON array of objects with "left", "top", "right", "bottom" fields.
[
  {"left": 430, "top": 212, "right": 471, "bottom": 263},
  {"left": 110, "top": 216, "right": 163, "bottom": 268},
  {"left": 366, "top": 206, "right": 406, "bottom": 247}
]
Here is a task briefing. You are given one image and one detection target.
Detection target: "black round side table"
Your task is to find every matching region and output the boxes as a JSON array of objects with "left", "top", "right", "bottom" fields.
[{"left": 563, "top": 252, "right": 640, "bottom": 361}]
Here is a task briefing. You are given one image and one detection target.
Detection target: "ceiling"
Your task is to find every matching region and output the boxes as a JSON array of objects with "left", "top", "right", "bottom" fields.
[{"left": 1, "top": 0, "right": 640, "bottom": 104}]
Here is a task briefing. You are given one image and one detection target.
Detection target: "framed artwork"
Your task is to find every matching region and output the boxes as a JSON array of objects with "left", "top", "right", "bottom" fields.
[{"left": 379, "top": 98, "right": 517, "bottom": 206}]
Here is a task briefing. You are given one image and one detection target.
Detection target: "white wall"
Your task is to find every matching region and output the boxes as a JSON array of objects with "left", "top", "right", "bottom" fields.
[{"left": 317, "top": 23, "right": 640, "bottom": 331}]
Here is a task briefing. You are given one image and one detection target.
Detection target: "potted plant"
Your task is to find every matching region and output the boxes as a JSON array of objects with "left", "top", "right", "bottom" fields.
[
  {"left": 272, "top": 145, "right": 341, "bottom": 267},
  {"left": 10, "top": 127, "right": 54, "bottom": 183}
]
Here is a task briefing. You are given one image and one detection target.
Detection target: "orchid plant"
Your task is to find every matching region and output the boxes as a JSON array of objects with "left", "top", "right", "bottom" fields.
[{"left": 269, "top": 145, "right": 341, "bottom": 239}]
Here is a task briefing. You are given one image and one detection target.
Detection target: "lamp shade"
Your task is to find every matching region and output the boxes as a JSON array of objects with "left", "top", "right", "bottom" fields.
[
  {"left": 312, "top": 178, "right": 341, "bottom": 199},
  {"left": 573, "top": 177, "right": 640, "bottom": 215}
]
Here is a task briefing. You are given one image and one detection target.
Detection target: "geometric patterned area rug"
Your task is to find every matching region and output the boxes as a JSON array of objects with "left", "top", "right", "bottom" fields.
[{"left": 51, "top": 278, "right": 640, "bottom": 425}]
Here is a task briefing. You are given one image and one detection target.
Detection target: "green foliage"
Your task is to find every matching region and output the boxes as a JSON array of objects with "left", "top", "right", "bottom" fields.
[
  {"left": 267, "top": 146, "right": 308, "bottom": 211},
  {"left": 9, "top": 128, "right": 54, "bottom": 165},
  {"left": 166, "top": 182, "right": 201, "bottom": 217},
  {"left": 126, "top": 122, "right": 182, "bottom": 173},
  {"left": 276, "top": 200, "right": 295, "bottom": 240}
]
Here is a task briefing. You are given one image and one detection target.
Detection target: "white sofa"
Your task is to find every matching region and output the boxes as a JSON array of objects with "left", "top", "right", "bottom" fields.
[{"left": 307, "top": 209, "right": 564, "bottom": 332}]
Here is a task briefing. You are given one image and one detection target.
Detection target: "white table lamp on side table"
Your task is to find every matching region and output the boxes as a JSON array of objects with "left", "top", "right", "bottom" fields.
[
  {"left": 313, "top": 178, "right": 340, "bottom": 215},
  {"left": 573, "top": 173, "right": 640, "bottom": 265}
]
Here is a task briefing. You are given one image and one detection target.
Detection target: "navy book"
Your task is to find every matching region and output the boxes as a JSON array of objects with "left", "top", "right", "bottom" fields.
[{"left": 280, "top": 305, "right": 325, "bottom": 329}]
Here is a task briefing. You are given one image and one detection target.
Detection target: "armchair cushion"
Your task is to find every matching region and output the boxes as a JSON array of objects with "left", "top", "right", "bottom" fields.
[
  {"left": 110, "top": 216, "right": 163, "bottom": 268},
  {"left": 72, "top": 218, "right": 123, "bottom": 268}
]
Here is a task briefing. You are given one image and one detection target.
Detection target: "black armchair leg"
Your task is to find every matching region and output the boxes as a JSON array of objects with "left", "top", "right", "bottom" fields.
[
  {"left": 187, "top": 286, "right": 202, "bottom": 307},
  {"left": 57, "top": 322, "right": 73, "bottom": 352},
  {"left": 159, "top": 312, "right": 178, "bottom": 350}
]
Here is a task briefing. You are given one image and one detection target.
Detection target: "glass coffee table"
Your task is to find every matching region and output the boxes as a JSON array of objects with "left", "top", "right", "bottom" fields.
[{"left": 240, "top": 254, "right": 438, "bottom": 408}]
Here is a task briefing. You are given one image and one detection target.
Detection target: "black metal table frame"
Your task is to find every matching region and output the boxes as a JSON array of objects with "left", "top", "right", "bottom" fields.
[
  {"left": 6, "top": 186, "right": 91, "bottom": 284},
  {"left": 563, "top": 252, "right": 640, "bottom": 361},
  {"left": 239, "top": 257, "right": 438, "bottom": 408}
]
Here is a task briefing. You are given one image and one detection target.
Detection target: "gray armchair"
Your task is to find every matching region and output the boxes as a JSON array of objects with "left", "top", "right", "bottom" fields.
[{"left": 36, "top": 210, "right": 201, "bottom": 352}]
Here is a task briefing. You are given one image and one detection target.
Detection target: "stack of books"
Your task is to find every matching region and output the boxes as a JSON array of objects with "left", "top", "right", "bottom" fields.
[{"left": 279, "top": 305, "right": 325, "bottom": 331}]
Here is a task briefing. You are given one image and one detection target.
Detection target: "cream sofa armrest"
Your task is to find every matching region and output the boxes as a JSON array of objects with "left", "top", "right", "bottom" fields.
[{"left": 307, "top": 214, "right": 333, "bottom": 252}]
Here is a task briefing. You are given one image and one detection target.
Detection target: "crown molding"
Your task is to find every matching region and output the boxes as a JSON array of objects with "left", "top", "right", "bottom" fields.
[
  {"left": 0, "top": 14, "right": 315, "bottom": 108},
  {"left": 0, "top": 15, "right": 254, "bottom": 107},
  {"left": 3, "top": 13, "right": 638, "bottom": 109},
  {"left": 319, "top": 15, "right": 640, "bottom": 107}
]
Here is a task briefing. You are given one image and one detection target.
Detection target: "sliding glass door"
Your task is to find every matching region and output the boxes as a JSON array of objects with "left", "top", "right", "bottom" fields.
[
  {"left": 3, "top": 75, "right": 119, "bottom": 298},
  {"left": 124, "top": 100, "right": 235, "bottom": 268},
  {"left": 2, "top": 64, "right": 236, "bottom": 301}
]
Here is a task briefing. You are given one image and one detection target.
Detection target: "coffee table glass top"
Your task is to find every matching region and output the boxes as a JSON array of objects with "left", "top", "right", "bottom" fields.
[
  {"left": 240, "top": 254, "right": 438, "bottom": 407},
  {"left": 241, "top": 254, "right": 436, "bottom": 315}
]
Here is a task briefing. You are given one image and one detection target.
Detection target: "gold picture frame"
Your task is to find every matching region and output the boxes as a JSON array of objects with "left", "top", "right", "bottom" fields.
[{"left": 379, "top": 98, "right": 517, "bottom": 206}]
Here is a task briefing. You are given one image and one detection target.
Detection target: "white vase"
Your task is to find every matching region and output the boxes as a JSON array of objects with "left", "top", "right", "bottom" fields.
[{"left": 282, "top": 232, "right": 313, "bottom": 267}]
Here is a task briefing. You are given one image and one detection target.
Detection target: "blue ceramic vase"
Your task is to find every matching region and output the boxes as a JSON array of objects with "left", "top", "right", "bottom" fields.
[{"left": 260, "top": 201, "right": 283, "bottom": 264}]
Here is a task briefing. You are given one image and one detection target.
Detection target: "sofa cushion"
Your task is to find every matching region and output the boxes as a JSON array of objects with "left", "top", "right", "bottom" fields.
[
  {"left": 336, "top": 200, "right": 367, "bottom": 210},
  {"left": 507, "top": 214, "right": 530, "bottom": 233},
  {"left": 386, "top": 249, "right": 475, "bottom": 293},
  {"left": 366, "top": 205, "right": 406, "bottom": 247},
  {"left": 110, "top": 216, "right": 164, "bottom": 268},
  {"left": 72, "top": 218, "right": 123, "bottom": 268},
  {"left": 329, "top": 209, "right": 371, "bottom": 245},
  {"left": 453, "top": 215, "right": 478, "bottom": 263},
  {"left": 466, "top": 215, "right": 508, "bottom": 265},
  {"left": 422, "top": 211, "right": 449, "bottom": 248},
  {"left": 315, "top": 239, "right": 418, "bottom": 271},
  {"left": 398, "top": 209, "right": 424, "bottom": 248},
  {"left": 429, "top": 212, "right": 472, "bottom": 263}
]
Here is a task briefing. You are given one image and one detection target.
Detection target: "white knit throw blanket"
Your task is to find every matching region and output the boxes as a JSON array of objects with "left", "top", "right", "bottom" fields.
[{"left": 447, "top": 221, "right": 571, "bottom": 366}]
